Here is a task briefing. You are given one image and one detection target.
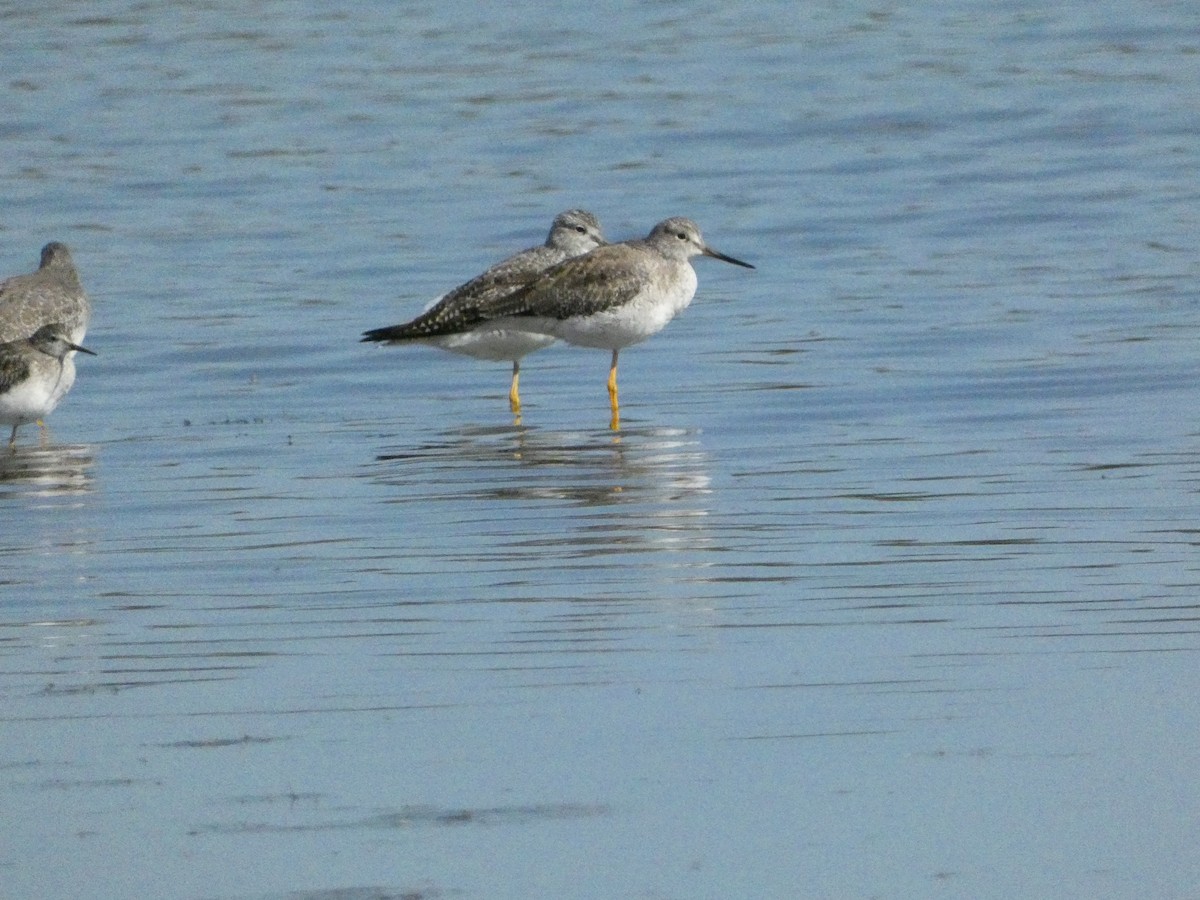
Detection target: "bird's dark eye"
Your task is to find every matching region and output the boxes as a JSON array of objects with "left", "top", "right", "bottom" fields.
[
  {"left": 675, "top": 232, "right": 687, "bottom": 240},
  {"left": 575, "top": 226, "right": 587, "bottom": 233}
]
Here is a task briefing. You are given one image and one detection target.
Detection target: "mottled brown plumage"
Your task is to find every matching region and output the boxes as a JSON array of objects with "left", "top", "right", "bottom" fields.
[
  {"left": 0, "top": 242, "right": 90, "bottom": 345},
  {"left": 361, "top": 209, "right": 606, "bottom": 411},
  {"left": 476, "top": 217, "right": 754, "bottom": 428},
  {"left": 361, "top": 210, "right": 605, "bottom": 343},
  {"left": 483, "top": 218, "right": 753, "bottom": 324}
]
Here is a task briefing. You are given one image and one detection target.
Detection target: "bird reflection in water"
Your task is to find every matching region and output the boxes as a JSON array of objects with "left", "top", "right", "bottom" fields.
[
  {"left": 373, "top": 423, "right": 711, "bottom": 509},
  {"left": 0, "top": 441, "right": 95, "bottom": 499}
]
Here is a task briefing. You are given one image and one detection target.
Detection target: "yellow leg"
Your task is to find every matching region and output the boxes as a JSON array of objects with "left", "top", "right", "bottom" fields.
[
  {"left": 508, "top": 361, "right": 522, "bottom": 413},
  {"left": 607, "top": 349, "right": 620, "bottom": 431},
  {"left": 607, "top": 350, "right": 619, "bottom": 409}
]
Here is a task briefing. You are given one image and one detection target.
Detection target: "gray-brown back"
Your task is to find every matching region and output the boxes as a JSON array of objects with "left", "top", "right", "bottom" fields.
[{"left": 0, "top": 242, "right": 90, "bottom": 344}]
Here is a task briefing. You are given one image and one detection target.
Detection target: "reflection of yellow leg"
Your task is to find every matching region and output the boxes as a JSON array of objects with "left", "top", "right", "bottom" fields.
[
  {"left": 607, "top": 349, "right": 620, "bottom": 431},
  {"left": 508, "top": 361, "right": 521, "bottom": 413}
]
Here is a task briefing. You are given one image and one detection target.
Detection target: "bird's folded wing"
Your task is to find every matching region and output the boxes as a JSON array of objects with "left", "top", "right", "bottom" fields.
[{"left": 483, "top": 250, "right": 650, "bottom": 321}]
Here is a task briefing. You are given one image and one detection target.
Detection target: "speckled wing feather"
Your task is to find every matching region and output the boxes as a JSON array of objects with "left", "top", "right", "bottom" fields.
[
  {"left": 361, "top": 245, "right": 558, "bottom": 342},
  {"left": 0, "top": 345, "right": 32, "bottom": 394},
  {"left": 485, "top": 244, "right": 655, "bottom": 321}
]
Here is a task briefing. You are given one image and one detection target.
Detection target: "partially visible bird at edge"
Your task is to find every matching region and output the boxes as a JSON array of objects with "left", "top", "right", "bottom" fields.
[
  {"left": 0, "top": 241, "right": 90, "bottom": 345},
  {"left": 0, "top": 323, "right": 96, "bottom": 447}
]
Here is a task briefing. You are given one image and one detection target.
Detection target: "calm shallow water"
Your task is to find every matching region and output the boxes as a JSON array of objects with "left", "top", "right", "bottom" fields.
[{"left": 2, "top": 2, "right": 1199, "bottom": 898}]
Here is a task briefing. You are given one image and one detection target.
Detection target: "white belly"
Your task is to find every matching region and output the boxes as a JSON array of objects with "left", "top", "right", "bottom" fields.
[
  {"left": 0, "top": 357, "right": 74, "bottom": 425},
  {"left": 553, "top": 270, "right": 698, "bottom": 350},
  {"left": 427, "top": 320, "right": 556, "bottom": 362}
]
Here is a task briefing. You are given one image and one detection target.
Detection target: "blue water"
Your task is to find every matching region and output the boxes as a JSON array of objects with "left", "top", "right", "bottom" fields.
[{"left": 2, "top": 2, "right": 1199, "bottom": 898}]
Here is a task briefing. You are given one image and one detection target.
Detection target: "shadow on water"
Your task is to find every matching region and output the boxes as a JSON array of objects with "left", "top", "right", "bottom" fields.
[
  {"left": 237, "top": 885, "right": 461, "bottom": 900},
  {"left": 195, "top": 800, "right": 609, "bottom": 837}
]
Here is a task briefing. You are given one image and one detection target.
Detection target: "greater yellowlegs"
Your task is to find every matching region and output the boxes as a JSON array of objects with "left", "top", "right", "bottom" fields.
[
  {"left": 0, "top": 323, "right": 95, "bottom": 447},
  {"left": 0, "top": 242, "right": 90, "bottom": 345},
  {"left": 361, "top": 209, "right": 606, "bottom": 411},
  {"left": 481, "top": 217, "right": 754, "bottom": 428}
]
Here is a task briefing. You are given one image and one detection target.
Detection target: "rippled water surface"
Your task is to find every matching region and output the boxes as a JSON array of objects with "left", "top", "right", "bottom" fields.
[{"left": 2, "top": 2, "right": 1199, "bottom": 898}]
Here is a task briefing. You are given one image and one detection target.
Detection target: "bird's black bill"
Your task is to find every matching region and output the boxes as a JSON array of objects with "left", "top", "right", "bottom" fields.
[
  {"left": 71, "top": 342, "right": 96, "bottom": 356},
  {"left": 703, "top": 246, "right": 755, "bottom": 269}
]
